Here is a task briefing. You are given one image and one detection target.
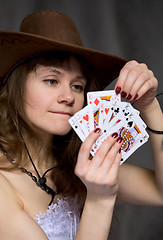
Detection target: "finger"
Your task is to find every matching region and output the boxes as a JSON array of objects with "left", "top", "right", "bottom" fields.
[
  {"left": 105, "top": 151, "right": 121, "bottom": 183},
  {"left": 94, "top": 151, "right": 121, "bottom": 191},
  {"left": 122, "top": 64, "right": 149, "bottom": 99},
  {"left": 127, "top": 71, "right": 151, "bottom": 100},
  {"left": 89, "top": 132, "right": 120, "bottom": 169},
  {"left": 115, "top": 60, "right": 138, "bottom": 95},
  {"left": 75, "top": 128, "right": 101, "bottom": 176},
  {"left": 135, "top": 78, "right": 158, "bottom": 100},
  {"left": 99, "top": 137, "right": 122, "bottom": 175}
]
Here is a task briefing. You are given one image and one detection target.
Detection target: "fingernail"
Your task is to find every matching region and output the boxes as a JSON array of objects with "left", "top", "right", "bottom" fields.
[
  {"left": 126, "top": 94, "right": 132, "bottom": 100},
  {"left": 117, "top": 137, "right": 123, "bottom": 143},
  {"left": 134, "top": 94, "right": 138, "bottom": 100},
  {"left": 94, "top": 128, "right": 101, "bottom": 133},
  {"left": 119, "top": 148, "right": 121, "bottom": 153},
  {"left": 111, "top": 132, "right": 118, "bottom": 138},
  {"left": 115, "top": 86, "right": 121, "bottom": 95},
  {"left": 121, "top": 91, "right": 127, "bottom": 98}
]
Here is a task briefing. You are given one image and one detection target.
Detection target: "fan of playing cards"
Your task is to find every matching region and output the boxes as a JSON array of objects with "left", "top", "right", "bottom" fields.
[{"left": 69, "top": 90, "right": 149, "bottom": 165}]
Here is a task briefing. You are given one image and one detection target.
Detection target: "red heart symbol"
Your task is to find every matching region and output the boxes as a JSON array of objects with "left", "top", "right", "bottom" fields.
[
  {"left": 105, "top": 108, "right": 109, "bottom": 114},
  {"left": 83, "top": 114, "right": 89, "bottom": 121}
]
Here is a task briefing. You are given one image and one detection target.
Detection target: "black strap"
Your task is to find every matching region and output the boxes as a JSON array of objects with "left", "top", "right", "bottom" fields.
[
  {"left": 18, "top": 130, "right": 57, "bottom": 205},
  {"left": 147, "top": 126, "right": 163, "bottom": 134}
]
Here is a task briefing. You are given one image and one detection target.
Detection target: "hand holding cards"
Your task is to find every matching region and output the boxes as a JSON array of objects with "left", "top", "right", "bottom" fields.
[{"left": 69, "top": 90, "right": 149, "bottom": 165}]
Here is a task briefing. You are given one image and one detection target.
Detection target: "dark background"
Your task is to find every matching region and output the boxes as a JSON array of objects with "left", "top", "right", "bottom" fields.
[{"left": 0, "top": 0, "right": 162, "bottom": 239}]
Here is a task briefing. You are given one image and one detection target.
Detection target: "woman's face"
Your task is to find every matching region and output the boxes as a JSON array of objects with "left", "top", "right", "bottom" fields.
[{"left": 24, "top": 56, "right": 86, "bottom": 137}]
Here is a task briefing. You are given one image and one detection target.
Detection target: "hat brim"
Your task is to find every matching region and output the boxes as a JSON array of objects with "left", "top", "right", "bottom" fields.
[{"left": 0, "top": 31, "right": 127, "bottom": 90}]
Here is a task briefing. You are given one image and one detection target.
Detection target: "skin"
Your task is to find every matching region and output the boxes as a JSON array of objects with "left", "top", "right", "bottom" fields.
[{"left": 0, "top": 57, "right": 162, "bottom": 240}]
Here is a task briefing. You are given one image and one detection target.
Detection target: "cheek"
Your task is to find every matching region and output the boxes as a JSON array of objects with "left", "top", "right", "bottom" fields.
[
  {"left": 75, "top": 95, "right": 85, "bottom": 112},
  {"left": 24, "top": 86, "right": 49, "bottom": 117},
  {"left": 74, "top": 98, "right": 84, "bottom": 116}
]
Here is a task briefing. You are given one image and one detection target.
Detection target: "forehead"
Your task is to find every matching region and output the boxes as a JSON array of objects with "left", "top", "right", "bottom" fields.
[{"left": 34, "top": 56, "right": 87, "bottom": 77}]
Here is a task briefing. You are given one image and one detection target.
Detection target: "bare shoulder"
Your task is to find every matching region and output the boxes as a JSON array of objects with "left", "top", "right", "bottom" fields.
[
  {"left": 0, "top": 170, "right": 24, "bottom": 209},
  {"left": 0, "top": 151, "right": 23, "bottom": 206},
  {"left": 0, "top": 170, "right": 48, "bottom": 239},
  {"left": 0, "top": 170, "right": 24, "bottom": 235}
]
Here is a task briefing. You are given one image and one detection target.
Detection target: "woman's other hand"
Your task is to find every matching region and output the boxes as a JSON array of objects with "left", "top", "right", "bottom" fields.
[
  {"left": 75, "top": 129, "right": 122, "bottom": 202},
  {"left": 115, "top": 60, "right": 158, "bottom": 111}
]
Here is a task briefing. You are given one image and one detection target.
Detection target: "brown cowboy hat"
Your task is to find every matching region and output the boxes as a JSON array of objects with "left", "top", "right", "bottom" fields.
[{"left": 0, "top": 10, "right": 127, "bottom": 90}]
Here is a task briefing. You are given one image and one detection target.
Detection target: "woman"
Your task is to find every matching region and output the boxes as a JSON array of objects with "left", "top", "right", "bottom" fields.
[{"left": 0, "top": 10, "right": 162, "bottom": 240}]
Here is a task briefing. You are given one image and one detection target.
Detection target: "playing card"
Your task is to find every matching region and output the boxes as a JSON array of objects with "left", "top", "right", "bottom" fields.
[
  {"left": 117, "top": 114, "right": 149, "bottom": 164},
  {"left": 92, "top": 112, "right": 148, "bottom": 163},
  {"left": 99, "top": 101, "right": 111, "bottom": 130},
  {"left": 74, "top": 106, "right": 90, "bottom": 137},
  {"left": 68, "top": 116, "right": 86, "bottom": 142},
  {"left": 119, "top": 102, "right": 146, "bottom": 129},
  {"left": 103, "top": 102, "right": 143, "bottom": 133},
  {"left": 87, "top": 96, "right": 101, "bottom": 130},
  {"left": 87, "top": 90, "right": 121, "bottom": 131},
  {"left": 103, "top": 104, "right": 123, "bottom": 132},
  {"left": 90, "top": 119, "right": 125, "bottom": 156}
]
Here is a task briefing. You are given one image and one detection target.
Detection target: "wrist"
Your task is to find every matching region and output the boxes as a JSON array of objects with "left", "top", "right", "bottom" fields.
[
  {"left": 137, "top": 98, "right": 163, "bottom": 131},
  {"left": 83, "top": 194, "right": 116, "bottom": 226},
  {"left": 77, "top": 193, "right": 116, "bottom": 240},
  {"left": 136, "top": 97, "right": 158, "bottom": 114},
  {"left": 86, "top": 193, "right": 117, "bottom": 208}
]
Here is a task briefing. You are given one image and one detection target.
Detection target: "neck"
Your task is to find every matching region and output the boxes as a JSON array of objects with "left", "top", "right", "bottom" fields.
[{"left": 21, "top": 131, "right": 56, "bottom": 175}]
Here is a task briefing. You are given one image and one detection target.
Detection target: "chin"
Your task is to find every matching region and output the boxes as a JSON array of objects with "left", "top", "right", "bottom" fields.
[
  {"left": 54, "top": 129, "right": 71, "bottom": 136},
  {"left": 51, "top": 125, "right": 72, "bottom": 136}
]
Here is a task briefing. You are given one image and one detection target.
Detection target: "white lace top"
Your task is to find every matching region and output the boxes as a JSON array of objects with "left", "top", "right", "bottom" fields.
[{"left": 33, "top": 195, "right": 83, "bottom": 240}]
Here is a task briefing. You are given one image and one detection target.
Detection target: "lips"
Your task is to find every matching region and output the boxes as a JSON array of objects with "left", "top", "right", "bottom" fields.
[{"left": 50, "top": 111, "right": 73, "bottom": 116}]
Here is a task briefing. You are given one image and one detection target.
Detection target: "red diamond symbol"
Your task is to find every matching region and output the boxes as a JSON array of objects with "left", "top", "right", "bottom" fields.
[{"left": 94, "top": 98, "right": 100, "bottom": 106}]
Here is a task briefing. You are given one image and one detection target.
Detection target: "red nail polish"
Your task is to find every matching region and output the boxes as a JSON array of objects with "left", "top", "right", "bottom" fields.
[
  {"left": 117, "top": 137, "right": 123, "bottom": 143},
  {"left": 121, "top": 91, "right": 127, "bottom": 98},
  {"left": 126, "top": 94, "right": 132, "bottom": 100},
  {"left": 111, "top": 132, "right": 118, "bottom": 138},
  {"left": 94, "top": 128, "right": 101, "bottom": 133},
  {"left": 115, "top": 86, "right": 121, "bottom": 95},
  {"left": 134, "top": 94, "right": 138, "bottom": 100},
  {"left": 119, "top": 148, "right": 121, "bottom": 153}
]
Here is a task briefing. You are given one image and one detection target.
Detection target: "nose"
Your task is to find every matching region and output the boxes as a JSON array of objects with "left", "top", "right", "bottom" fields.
[{"left": 57, "top": 88, "right": 75, "bottom": 105}]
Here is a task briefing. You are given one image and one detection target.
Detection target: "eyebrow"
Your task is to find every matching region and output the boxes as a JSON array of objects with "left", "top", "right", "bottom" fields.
[
  {"left": 39, "top": 67, "right": 86, "bottom": 82},
  {"left": 75, "top": 75, "right": 86, "bottom": 81},
  {"left": 36, "top": 67, "right": 61, "bottom": 76},
  {"left": 36, "top": 67, "right": 60, "bottom": 76},
  {"left": 48, "top": 68, "right": 61, "bottom": 75}
]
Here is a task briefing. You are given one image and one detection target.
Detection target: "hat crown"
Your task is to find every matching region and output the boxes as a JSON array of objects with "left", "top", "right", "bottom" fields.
[{"left": 20, "top": 10, "right": 83, "bottom": 46}]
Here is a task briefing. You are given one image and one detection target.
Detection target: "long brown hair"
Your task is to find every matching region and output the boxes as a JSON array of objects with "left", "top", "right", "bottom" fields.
[{"left": 0, "top": 51, "right": 99, "bottom": 199}]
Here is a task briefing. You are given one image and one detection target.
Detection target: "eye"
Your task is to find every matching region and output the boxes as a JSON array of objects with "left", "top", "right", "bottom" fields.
[
  {"left": 44, "top": 79, "right": 57, "bottom": 85},
  {"left": 72, "top": 84, "right": 84, "bottom": 92}
]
